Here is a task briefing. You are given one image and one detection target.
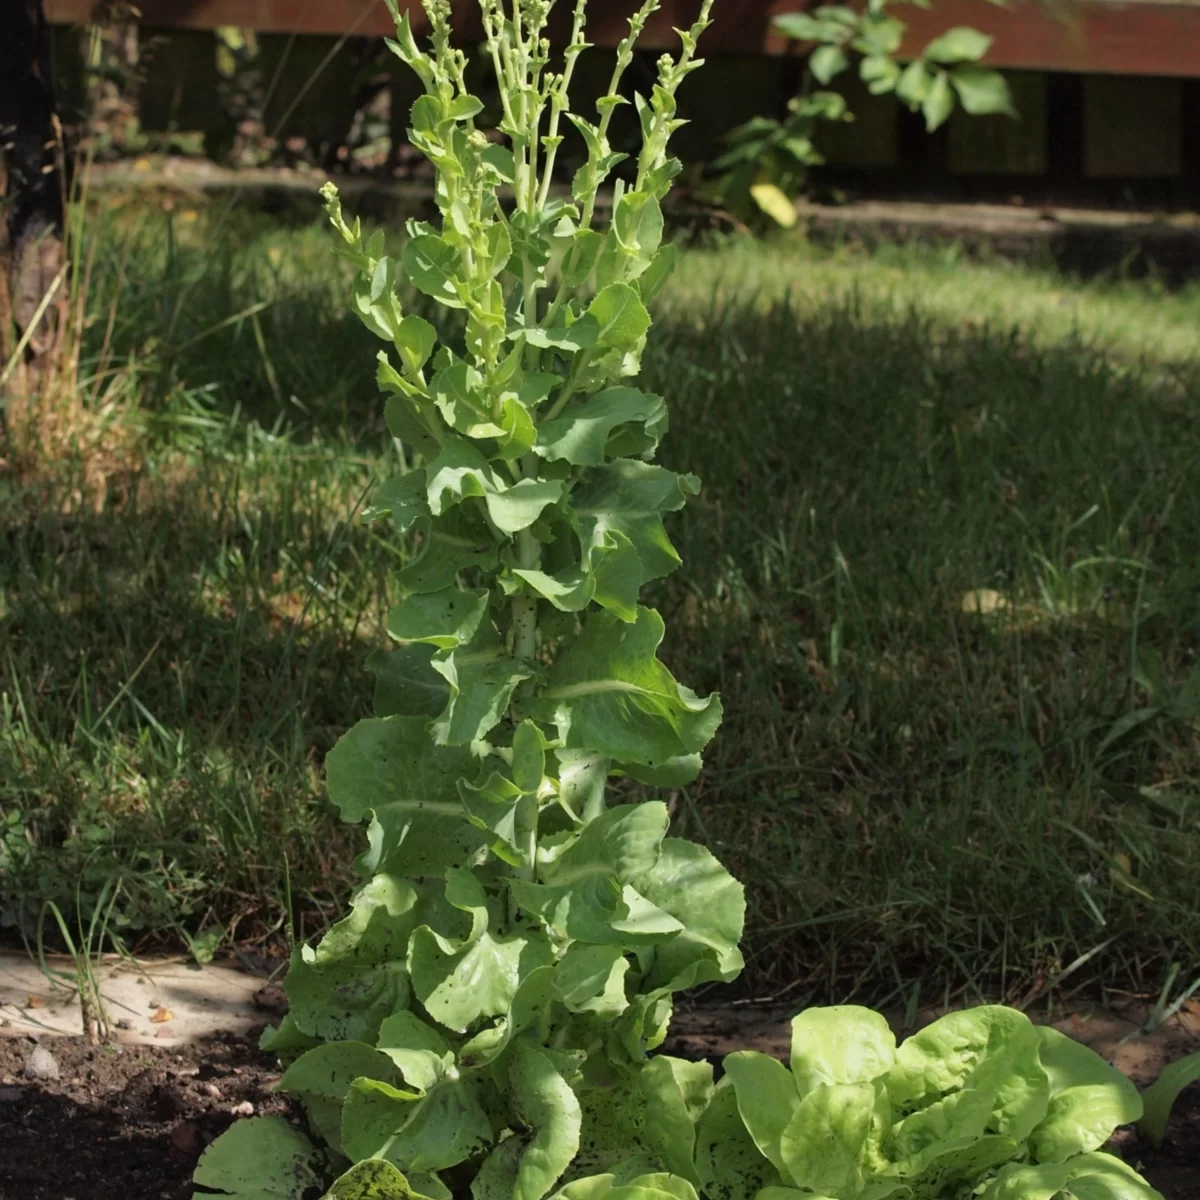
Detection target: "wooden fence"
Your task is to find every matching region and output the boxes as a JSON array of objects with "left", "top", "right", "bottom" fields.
[{"left": 43, "top": 0, "right": 1200, "bottom": 79}]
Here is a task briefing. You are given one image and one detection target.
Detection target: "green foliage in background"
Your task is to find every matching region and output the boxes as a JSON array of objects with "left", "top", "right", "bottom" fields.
[{"left": 709, "top": 0, "right": 1014, "bottom": 227}]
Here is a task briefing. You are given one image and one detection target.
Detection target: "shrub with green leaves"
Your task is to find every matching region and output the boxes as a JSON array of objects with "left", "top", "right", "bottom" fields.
[
  {"left": 190, "top": 4, "right": 1163, "bottom": 1200},
  {"left": 710, "top": 2, "right": 1015, "bottom": 228}
]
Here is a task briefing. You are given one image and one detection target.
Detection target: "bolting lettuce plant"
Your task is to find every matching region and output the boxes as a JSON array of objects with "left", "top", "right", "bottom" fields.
[
  {"left": 195, "top": 2, "right": 744, "bottom": 1198},
  {"left": 191, "top": 5, "right": 1165, "bottom": 1200}
]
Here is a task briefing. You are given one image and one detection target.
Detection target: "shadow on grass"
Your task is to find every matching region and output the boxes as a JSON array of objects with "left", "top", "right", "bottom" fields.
[
  {"left": 4, "top": 205, "right": 1200, "bottom": 1003},
  {"left": 0, "top": 443, "right": 377, "bottom": 949}
]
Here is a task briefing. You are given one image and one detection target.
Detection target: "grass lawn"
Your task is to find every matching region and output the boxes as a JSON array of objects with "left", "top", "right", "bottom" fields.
[{"left": 3, "top": 195, "right": 1199, "bottom": 1010}]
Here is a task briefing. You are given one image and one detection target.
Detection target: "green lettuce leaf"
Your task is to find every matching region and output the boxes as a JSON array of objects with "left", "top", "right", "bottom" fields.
[
  {"left": 409, "top": 867, "right": 554, "bottom": 1032},
  {"left": 341, "top": 1073, "right": 493, "bottom": 1172},
  {"left": 723, "top": 1051, "right": 801, "bottom": 1177},
  {"left": 778, "top": 1082, "right": 877, "bottom": 1193},
  {"left": 190, "top": 1117, "right": 322, "bottom": 1200},
  {"left": 536, "top": 608, "right": 721, "bottom": 768},
  {"left": 376, "top": 1009, "right": 454, "bottom": 1091},
  {"left": 571, "top": 461, "right": 699, "bottom": 584},
  {"left": 431, "top": 623, "right": 531, "bottom": 745},
  {"left": 535, "top": 387, "right": 667, "bottom": 467},
  {"left": 279, "top": 1040, "right": 401, "bottom": 1153},
  {"left": 695, "top": 1079, "right": 784, "bottom": 1200},
  {"left": 283, "top": 873, "right": 420, "bottom": 1044},
  {"left": 473, "top": 1039, "right": 582, "bottom": 1200},
  {"left": 788, "top": 1006, "right": 897, "bottom": 1093},
  {"left": 326, "top": 716, "right": 488, "bottom": 878},
  {"left": 631, "top": 838, "right": 745, "bottom": 989}
]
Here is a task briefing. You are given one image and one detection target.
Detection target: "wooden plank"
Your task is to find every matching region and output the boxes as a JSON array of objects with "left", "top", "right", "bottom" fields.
[
  {"left": 882, "top": 0, "right": 1200, "bottom": 78},
  {"left": 947, "top": 71, "right": 1047, "bottom": 175},
  {"left": 816, "top": 72, "right": 900, "bottom": 169},
  {"left": 41, "top": 0, "right": 764, "bottom": 45},
  {"left": 1083, "top": 75, "right": 1182, "bottom": 176},
  {"left": 43, "top": 0, "right": 1200, "bottom": 78}
]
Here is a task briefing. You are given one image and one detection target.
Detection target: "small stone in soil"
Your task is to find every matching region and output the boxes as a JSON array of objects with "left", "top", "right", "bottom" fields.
[
  {"left": 202, "top": 1082, "right": 221, "bottom": 1099},
  {"left": 230, "top": 1100, "right": 254, "bottom": 1116},
  {"left": 23, "top": 1045, "right": 60, "bottom": 1081}
]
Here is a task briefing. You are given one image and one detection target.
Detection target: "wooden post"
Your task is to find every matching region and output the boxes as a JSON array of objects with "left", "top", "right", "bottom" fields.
[{"left": 1, "top": 0, "right": 67, "bottom": 422}]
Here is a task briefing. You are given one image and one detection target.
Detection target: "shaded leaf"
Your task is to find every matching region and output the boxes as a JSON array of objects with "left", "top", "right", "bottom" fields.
[
  {"left": 342, "top": 1075, "right": 493, "bottom": 1172},
  {"left": 327, "top": 716, "right": 487, "bottom": 878},
  {"left": 514, "top": 529, "right": 642, "bottom": 624},
  {"left": 695, "top": 1080, "right": 783, "bottom": 1200},
  {"left": 1137, "top": 1051, "right": 1200, "bottom": 1148},
  {"left": 280, "top": 1040, "right": 400, "bottom": 1152},
  {"left": 191, "top": 1117, "right": 321, "bottom": 1200},
  {"left": 365, "top": 472, "right": 429, "bottom": 535},
  {"left": 388, "top": 588, "right": 490, "bottom": 650},
  {"left": 368, "top": 644, "right": 451, "bottom": 719},
  {"left": 283, "top": 874, "right": 420, "bottom": 1044},
  {"left": 723, "top": 1051, "right": 801, "bottom": 1176},
  {"left": 431, "top": 624, "right": 531, "bottom": 746},
  {"left": 396, "top": 510, "right": 498, "bottom": 596}
]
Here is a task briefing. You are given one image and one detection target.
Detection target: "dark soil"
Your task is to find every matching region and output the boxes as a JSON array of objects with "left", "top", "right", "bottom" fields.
[
  {"left": 0, "top": 1030, "right": 293, "bottom": 1200},
  {"left": 0, "top": 1028, "right": 1196, "bottom": 1200},
  {"left": 1109, "top": 1091, "right": 1200, "bottom": 1200}
]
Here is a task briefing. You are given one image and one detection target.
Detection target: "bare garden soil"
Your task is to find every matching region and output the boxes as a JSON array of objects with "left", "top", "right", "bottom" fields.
[
  {"left": 0, "top": 1030, "right": 294, "bottom": 1200},
  {"left": 0, "top": 1022, "right": 1196, "bottom": 1200}
]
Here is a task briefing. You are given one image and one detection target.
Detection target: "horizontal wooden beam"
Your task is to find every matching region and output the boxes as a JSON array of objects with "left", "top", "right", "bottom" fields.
[
  {"left": 883, "top": 0, "right": 1200, "bottom": 78},
  {"left": 43, "top": 0, "right": 1200, "bottom": 77}
]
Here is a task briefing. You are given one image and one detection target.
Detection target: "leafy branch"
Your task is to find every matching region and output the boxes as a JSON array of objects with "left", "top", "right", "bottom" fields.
[{"left": 710, "top": 1, "right": 1016, "bottom": 228}]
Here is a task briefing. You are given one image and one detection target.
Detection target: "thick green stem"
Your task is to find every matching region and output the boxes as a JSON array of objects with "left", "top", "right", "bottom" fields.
[{"left": 512, "top": 524, "right": 541, "bottom": 661}]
